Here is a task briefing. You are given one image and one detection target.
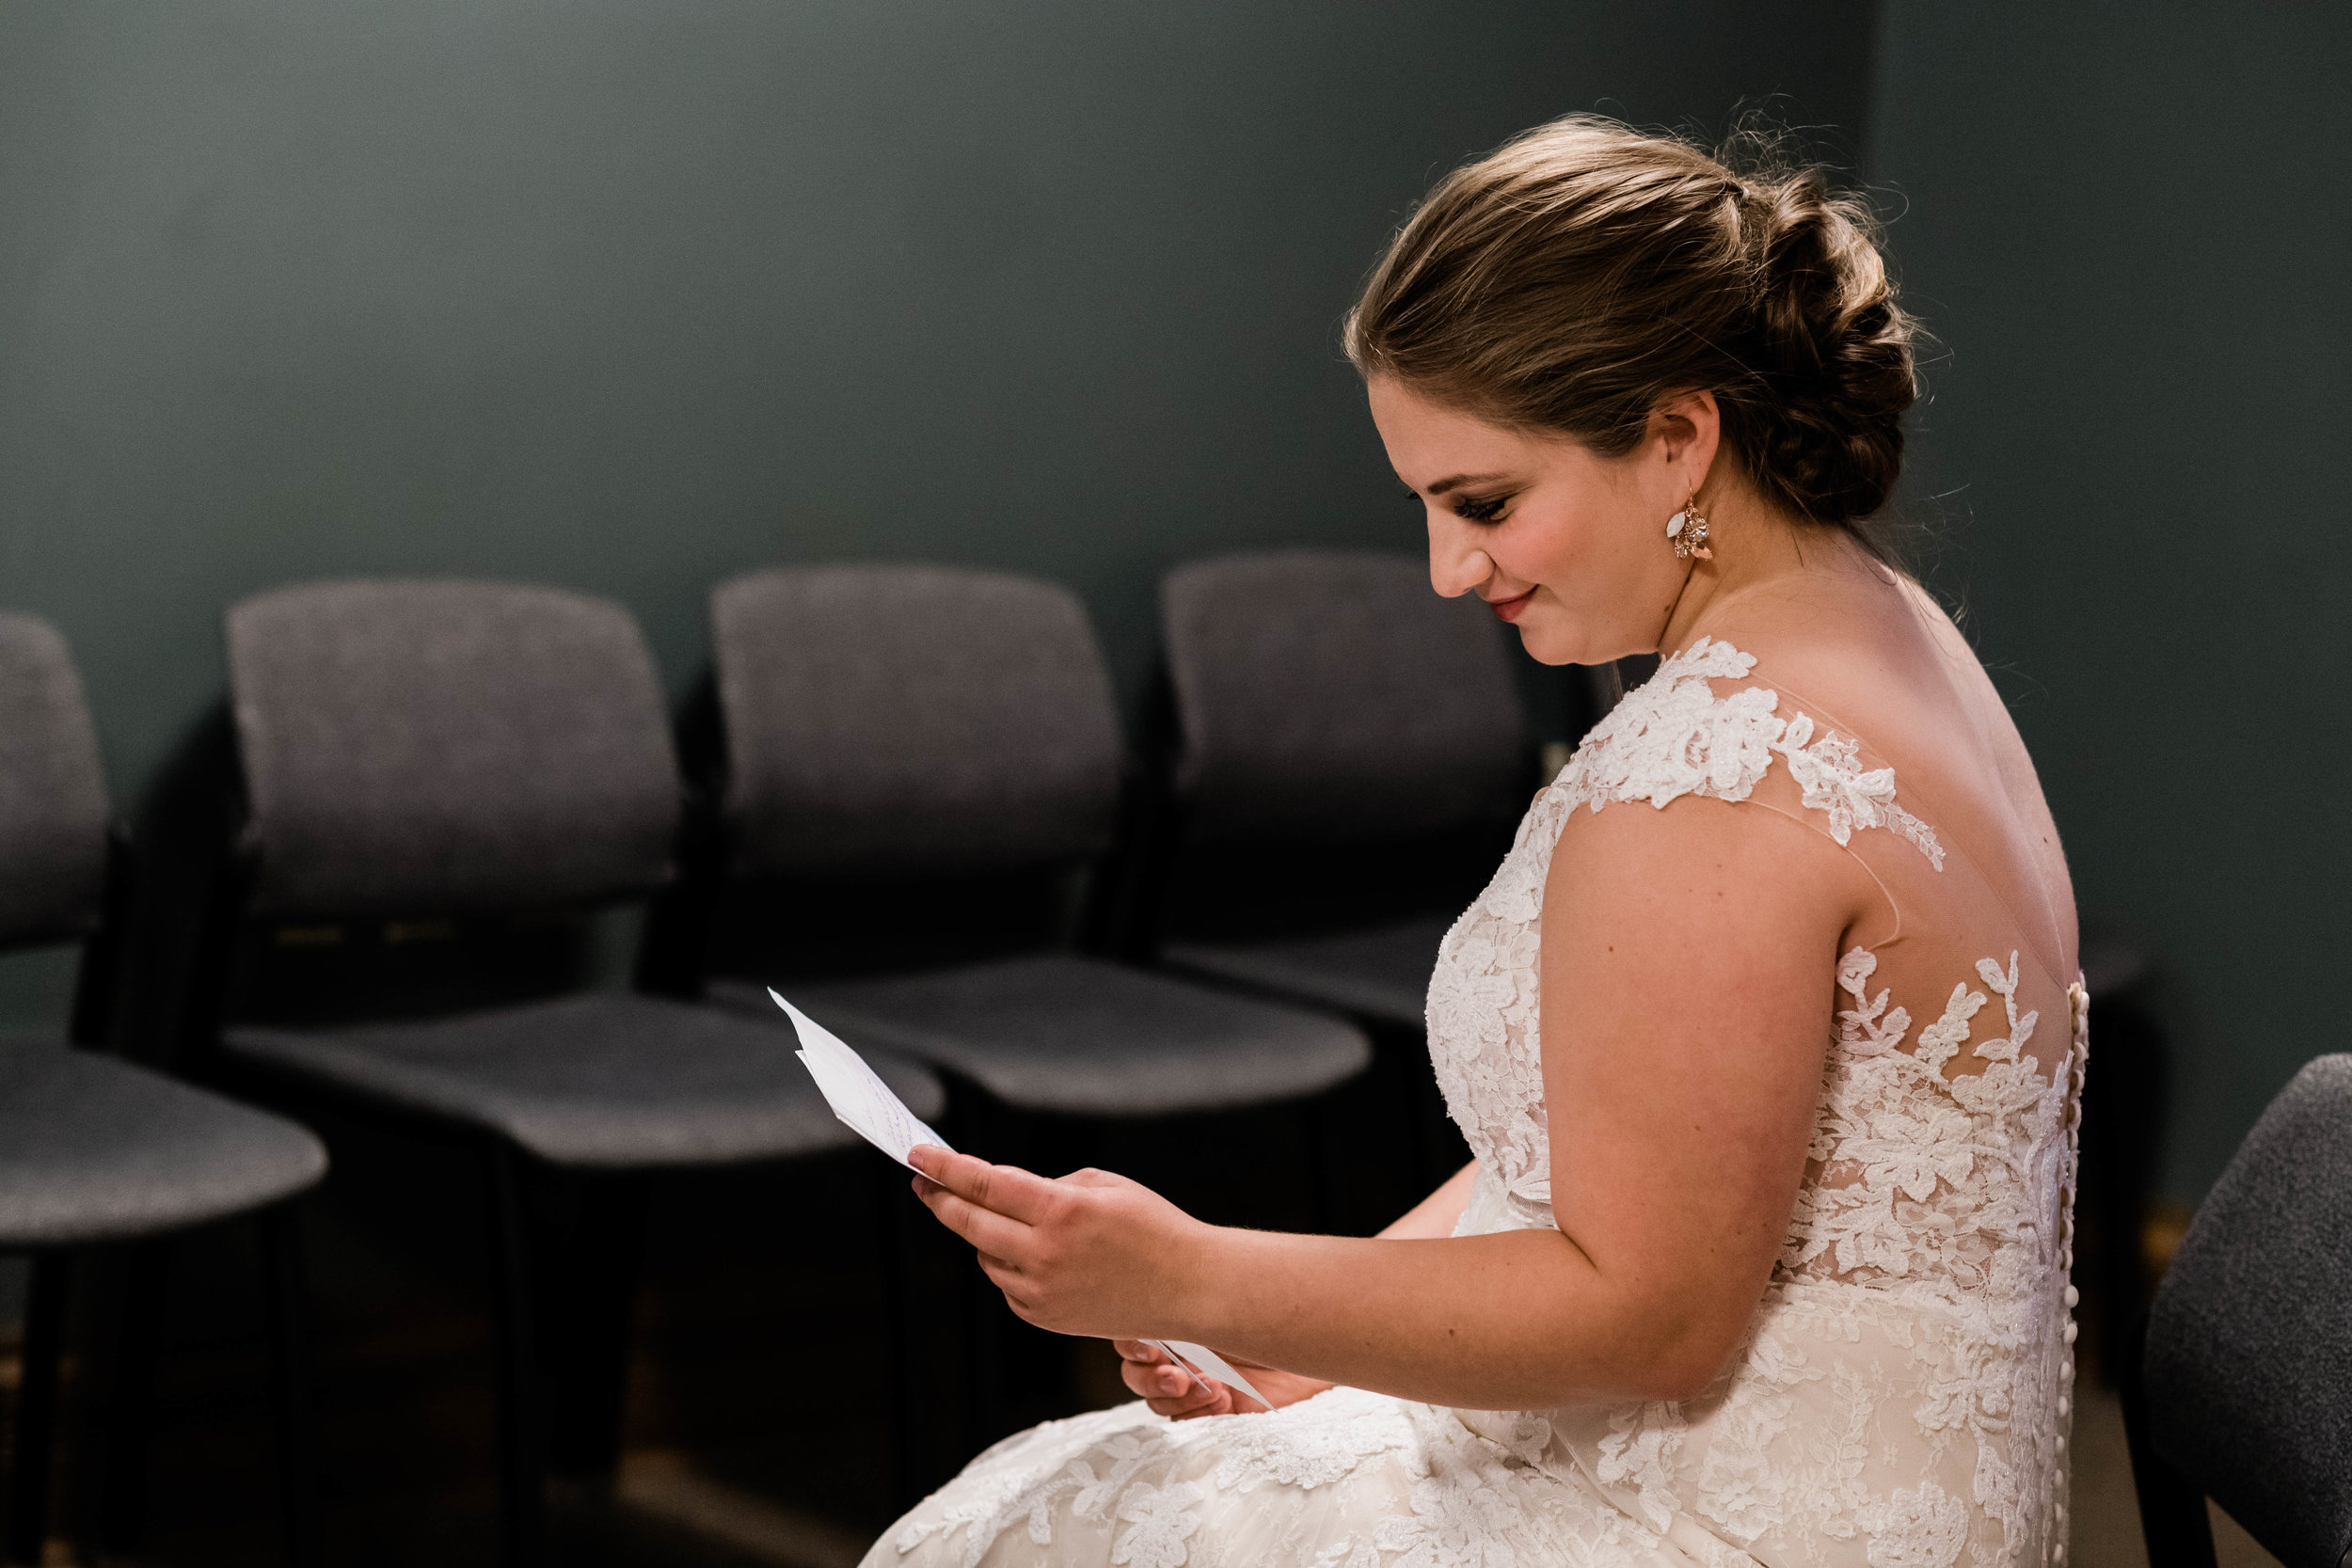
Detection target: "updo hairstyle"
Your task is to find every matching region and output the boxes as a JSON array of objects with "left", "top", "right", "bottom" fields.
[{"left": 1345, "top": 116, "right": 1917, "bottom": 537}]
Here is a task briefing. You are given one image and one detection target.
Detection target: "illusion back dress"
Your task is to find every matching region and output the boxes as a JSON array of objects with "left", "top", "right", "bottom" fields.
[{"left": 872, "top": 639, "right": 2087, "bottom": 1568}]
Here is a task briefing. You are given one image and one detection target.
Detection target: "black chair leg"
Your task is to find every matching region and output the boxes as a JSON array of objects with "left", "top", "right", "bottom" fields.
[
  {"left": 485, "top": 1143, "right": 548, "bottom": 1568},
  {"left": 2118, "top": 1311, "right": 2217, "bottom": 1568},
  {"left": 2084, "top": 995, "right": 2166, "bottom": 1386},
  {"left": 956, "top": 1098, "right": 1038, "bottom": 1449},
  {"left": 876, "top": 1152, "right": 919, "bottom": 1511},
  {"left": 542, "top": 1172, "right": 650, "bottom": 1491},
  {"left": 878, "top": 1148, "right": 969, "bottom": 1511},
  {"left": 6, "top": 1252, "right": 71, "bottom": 1565},
  {"left": 95, "top": 1240, "right": 172, "bottom": 1556},
  {"left": 260, "top": 1202, "right": 321, "bottom": 1567}
]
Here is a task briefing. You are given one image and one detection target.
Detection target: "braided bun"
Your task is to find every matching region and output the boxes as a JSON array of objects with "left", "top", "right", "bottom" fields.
[{"left": 1346, "top": 116, "right": 1917, "bottom": 535}]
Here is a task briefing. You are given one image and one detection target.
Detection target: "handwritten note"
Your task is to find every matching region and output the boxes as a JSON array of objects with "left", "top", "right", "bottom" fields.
[
  {"left": 771, "top": 989, "right": 949, "bottom": 1171},
  {"left": 771, "top": 989, "right": 1273, "bottom": 1413}
]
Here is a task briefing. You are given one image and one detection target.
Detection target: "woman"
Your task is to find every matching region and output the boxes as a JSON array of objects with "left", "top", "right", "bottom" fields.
[{"left": 875, "top": 116, "right": 2084, "bottom": 1568}]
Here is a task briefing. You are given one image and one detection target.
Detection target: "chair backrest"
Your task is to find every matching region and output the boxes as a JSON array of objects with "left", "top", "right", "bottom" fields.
[
  {"left": 226, "top": 579, "right": 680, "bottom": 919},
  {"left": 710, "top": 565, "right": 1122, "bottom": 879},
  {"left": 0, "top": 614, "right": 110, "bottom": 948},
  {"left": 2144, "top": 1053, "right": 2352, "bottom": 1568},
  {"left": 1160, "top": 550, "right": 1528, "bottom": 844}
]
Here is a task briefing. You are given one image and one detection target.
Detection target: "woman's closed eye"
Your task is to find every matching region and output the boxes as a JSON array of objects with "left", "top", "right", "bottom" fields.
[{"left": 1452, "top": 492, "right": 1512, "bottom": 524}]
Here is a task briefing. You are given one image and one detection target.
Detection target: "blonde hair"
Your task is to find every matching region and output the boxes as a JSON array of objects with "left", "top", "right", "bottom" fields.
[{"left": 1345, "top": 116, "right": 1917, "bottom": 535}]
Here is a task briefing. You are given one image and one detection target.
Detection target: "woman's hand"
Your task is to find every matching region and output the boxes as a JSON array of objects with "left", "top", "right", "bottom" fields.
[
  {"left": 909, "top": 1147, "right": 1216, "bottom": 1340},
  {"left": 1114, "top": 1340, "right": 1334, "bottom": 1420}
]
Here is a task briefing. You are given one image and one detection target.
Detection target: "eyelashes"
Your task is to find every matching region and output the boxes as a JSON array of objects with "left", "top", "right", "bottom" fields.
[{"left": 1402, "top": 485, "right": 1515, "bottom": 525}]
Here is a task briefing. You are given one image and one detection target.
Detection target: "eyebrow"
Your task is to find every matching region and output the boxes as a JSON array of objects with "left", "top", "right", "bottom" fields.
[{"left": 1423, "top": 471, "right": 1510, "bottom": 497}]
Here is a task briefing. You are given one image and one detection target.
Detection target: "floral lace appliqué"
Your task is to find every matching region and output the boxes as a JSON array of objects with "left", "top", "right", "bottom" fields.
[
  {"left": 881, "top": 638, "right": 2084, "bottom": 1568},
  {"left": 1554, "top": 637, "right": 1946, "bottom": 869}
]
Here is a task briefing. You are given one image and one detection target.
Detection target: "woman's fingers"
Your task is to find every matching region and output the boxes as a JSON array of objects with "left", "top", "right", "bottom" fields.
[
  {"left": 1114, "top": 1343, "right": 1245, "bottom": 1417},
  {"left": 916, "top": 1178, "right": 1033, "bottom": 1260},
  {"left": 1116, "top": 1340, "right": 1192, "bottom": 1400},
  {"left": 908, "top": 1148, "right": 1060, "bottom": 1225},
  {"left": 1145, "top": 1379, "right": 1233, "bottom": 1420},
  {"left": 1120, "top": 1351, "right": 1195, "bottom": 1402}
]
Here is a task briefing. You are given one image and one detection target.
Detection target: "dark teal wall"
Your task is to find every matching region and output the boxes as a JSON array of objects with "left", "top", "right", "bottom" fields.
[
  {"left": 1869, "top": 3, "right": 2352, "bottom": 1199},
  {"left": 3, "top": 0, "right": 2336, "bottom": 1279},
  {"left": 0, "top": 0, "right": 1877, "bottom": 1025}
]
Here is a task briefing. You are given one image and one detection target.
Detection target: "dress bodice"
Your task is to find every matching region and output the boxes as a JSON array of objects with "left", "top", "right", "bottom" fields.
[{"left": 1425, "top": 637, "right": 2086, "bottom": 1567}]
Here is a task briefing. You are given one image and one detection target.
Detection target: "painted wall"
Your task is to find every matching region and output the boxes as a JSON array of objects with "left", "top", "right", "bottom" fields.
[
  {"left": 1869, "top": 3, "right": 2352, "bottom": 1197},
  {"left": 0, "top": 0, "right": 1878, "bottom": 1025}
]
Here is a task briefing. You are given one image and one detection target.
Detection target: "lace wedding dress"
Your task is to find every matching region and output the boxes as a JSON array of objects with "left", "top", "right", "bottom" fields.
[{"left": 869, "top": 640, "right": 2087, "bottom": 1568}]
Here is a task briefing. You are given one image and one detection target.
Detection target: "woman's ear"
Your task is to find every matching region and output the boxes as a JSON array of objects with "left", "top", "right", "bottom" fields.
[{"left": 1649, "top": 389, "right": 1722, "bottom": 492}]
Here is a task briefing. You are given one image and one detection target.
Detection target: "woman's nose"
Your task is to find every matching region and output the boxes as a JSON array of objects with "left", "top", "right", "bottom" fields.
[{"left": 1426, "top": 515, "right": 1494, "bottom": 599}]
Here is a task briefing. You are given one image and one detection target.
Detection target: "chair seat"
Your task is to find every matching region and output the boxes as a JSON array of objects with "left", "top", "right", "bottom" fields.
[
  {"left": 715, "top": 954, "right": 1371, "bottom": 1118},
  {"left": 1162, "top": 916, "right": 1452, "bottom": 1030},
  {"left": 223, "top": 991, "right": 946, "bottom": 1169},
  {"left": 0, "top": 1042, "right": 326, "bottom": 1247}
]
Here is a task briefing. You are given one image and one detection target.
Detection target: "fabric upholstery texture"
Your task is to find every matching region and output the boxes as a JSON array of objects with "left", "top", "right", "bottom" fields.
[
  {"left": 227, "top": 579, "right": 681, "bottom": 917},
  {"left": 0, "top": 615, "right": 110, "bottom": 948},
  {"left": 2144, "top": 1053, "right": 2352, "bottom": 1568},
  {"left": 1162, "top": 915, "right": 1452, "bottom": 1030},
  {"left": 0, "top": 1041, "right": 326, "bottom": 1246},
  {"left": 223, "top": 991, "right": 946, "bottom": 1169},
  {"left": 1161, "top": 551, "right": 1526, "bottom": 843},
  {"left": 714, "top": 956, "right": 1370, "bottom": 1117},
  {"left": 712, "top": 566, "right": 1122, "bottom": 876}
]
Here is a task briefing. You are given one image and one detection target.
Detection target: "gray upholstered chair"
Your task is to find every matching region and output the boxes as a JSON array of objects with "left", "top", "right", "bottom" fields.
[
  {"left": 1123, "top": 552, "right": 1544, "bottom": 1211},
  {"left": 2122, "top": 1053, "right": 2352, "bottom": 1568},
  {"left": 183, "top": 580, "right": 945, "bottom": 1568},
  {"left": 668, "top": 565, "right": 1372, "bottom": 1446},
  {"left": 686, "top": 564, "right": 1371, "bottom": 1132},
  {"left": 0, "top": 613, "right": 326, "bottom": 1566},
  {"left": 1146, "top": 550, "right": 1535, "bottom": 1030}
]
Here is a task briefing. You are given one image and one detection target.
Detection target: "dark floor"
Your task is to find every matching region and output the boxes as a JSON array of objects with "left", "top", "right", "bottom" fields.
[
  {"left": 0, "top": 1070, "right": 2270, "bottom": 1568},
  {"left": 1, "top": 1068, "right": 1431, "bottom": 1567}
]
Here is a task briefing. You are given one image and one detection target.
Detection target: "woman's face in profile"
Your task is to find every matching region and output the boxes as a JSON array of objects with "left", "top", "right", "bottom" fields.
[{"left": 1368, "top": 376, "right": 1688, "bottom": 666}]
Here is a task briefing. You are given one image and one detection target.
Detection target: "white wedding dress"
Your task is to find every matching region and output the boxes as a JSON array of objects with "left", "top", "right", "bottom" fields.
[{"left": 868, "top": 640, "right": 2087, "bottom": 1568}]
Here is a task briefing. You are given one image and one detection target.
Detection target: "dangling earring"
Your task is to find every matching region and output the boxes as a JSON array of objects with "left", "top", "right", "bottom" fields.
[{"left": 1666, "top": 492, "right": 1712, "bottom": 562}]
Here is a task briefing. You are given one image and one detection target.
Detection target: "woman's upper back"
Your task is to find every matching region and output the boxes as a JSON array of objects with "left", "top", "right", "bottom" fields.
[{"left": 1695, "top": 578, "right": 2084, "bottom": 1304}]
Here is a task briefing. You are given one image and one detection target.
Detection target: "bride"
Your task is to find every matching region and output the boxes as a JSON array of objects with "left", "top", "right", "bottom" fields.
[{"left": 872, "top": 116, "right": 2085, "bottom": 1568}]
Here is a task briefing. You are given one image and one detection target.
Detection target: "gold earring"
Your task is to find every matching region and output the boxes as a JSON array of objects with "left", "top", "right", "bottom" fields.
[{"left": 1666, "top": 493, "right": 1712, "bottom": 561}]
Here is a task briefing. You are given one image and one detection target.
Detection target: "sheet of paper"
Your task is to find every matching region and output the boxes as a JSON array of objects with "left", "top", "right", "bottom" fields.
[
  {"left": 771, "top": 991, "right": 1270, "bottom": 1410},
  {"left": 771, "top": 989, "right": 950, "bottom": 1171},
  {"left": 1151, "top": 1339, "right": 1272, "bottom": 1411}
]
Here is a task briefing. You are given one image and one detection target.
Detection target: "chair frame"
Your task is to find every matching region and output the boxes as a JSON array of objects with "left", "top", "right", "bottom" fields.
[
  {"left": 650, "top": 605, "right": 1374, "bottom": 1454},
  {"left": 3, "top": 830, "right": 318, "bottom": 1567},
  {"left": 1110, "top": 665, "right": 1496, "bottom": 1213},
  {"left": 171, "top": 651, "right": 948, "bottom": 1564},
  {"left": 639, "top": 689, "right": 1064, "bottom": 1471},
  {"left": 2118, "top": 1308, "right": 2221, "bottom": 1568},
  {"left": 173, "top": 822, "right": 655, "bottom": 1568}
]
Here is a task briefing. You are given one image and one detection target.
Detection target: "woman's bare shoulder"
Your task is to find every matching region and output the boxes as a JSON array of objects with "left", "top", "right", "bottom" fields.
[
  {"left": 1689, "top": 573, "right": 2078, "bottom": 966},
  {"left": 1688, "top": 571, "right": 1994, "bottom": 767}
]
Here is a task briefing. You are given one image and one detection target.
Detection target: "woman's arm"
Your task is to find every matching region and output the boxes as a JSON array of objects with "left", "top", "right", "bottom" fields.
[
  {"left": 1115, "top": 1161, "right": 1479, "bottom": 1418},
  {"left": 916, "top": 797, "right": 1873, "bottom": 1409}
]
